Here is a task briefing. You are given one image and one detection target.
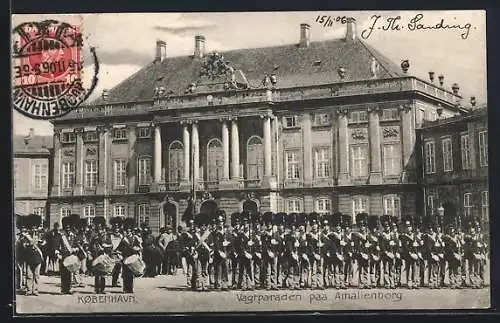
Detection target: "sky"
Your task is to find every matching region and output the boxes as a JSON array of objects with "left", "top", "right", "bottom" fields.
[{"left": 11, "top": 10, "right": 487, "bottom": 136}]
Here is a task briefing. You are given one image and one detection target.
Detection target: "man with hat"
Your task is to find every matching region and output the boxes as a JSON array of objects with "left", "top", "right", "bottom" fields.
[
  {"left": 178, "top": 219, "right": 197, "bottom": 289},
  {"left": 464, "top": 218, "right": 483, "bottom": 289},
  {"left": 194, "top": 213, "right": 213, "bottom": 291},
  {"left": 367, "top": 215, "right": 382, "bottom": 288},
  {"left": 306, "top": 212, "right": 325, "bottom": 289},
  {"left": 236, "top": 212, "right": 255, "bottom": 290},
  {"left": 158, "top": 226, "right": 176, "bottom": 275},
  {"left": 390, "top": 216, "right": 403, "bottom": 287},
  {"left": 45, "top": 222, "right": 63, "bottom": 274},
  {"left": 250, "top": 212, "right": 263, "bottom": 289},
  {"left": 423, "top": 216, "right": 440, "bottom": 289},
  {"left": 400, "top": 216, "right": 420, "bottom": 289},
  {"left": 380, "top": 215, "right": 397, "bottom": 289},
  {"left": 282, "top": 213, "right": 301, "bottom": 289},
  {"left": 443, "top": 220, "right": 462, "bottom": 289},
  {"left": 296, "top": 213, "right": 310, "bottom": 289},
  {"left": 274, "top": 212, "right": 286, "bottom": 287},
  {"left": 341, "top": 214, "right": 354, "bottom": 288},
  {"left": 353, "top": 213, "right": 370, "bottom": 289},
  {"left": 20, "top": 215, "right": 44, "bottom": 296},
  {"left": 89, "top": 219, "right": 113, "bottom": 294},
  {"left": 329, "top": 213, "right": 346, "bottom": 289},
  {"left": 208, "top": 213, "right": 231, "bottom": 290},
  {"left": 261, "top": 212, "right": 281, "bottom": 290},
  {"left": 56, "top": 215, "right": 81, "bottom": 294},
  {"left": 116, "top": 222, "right": 143, "bottom": 293},
  {"left": 109, "top": 217, "right": 124, "bottom": 288},
  {"left": 229, "top": 213, "right": 241, "bottom": 289}
]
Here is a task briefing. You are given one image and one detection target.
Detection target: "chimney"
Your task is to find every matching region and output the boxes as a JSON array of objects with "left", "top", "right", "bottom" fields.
[
  {"left": 155, "top": 40, "right": 166, "bottom": 62},
  {"left": 194, "top": 35, "right": 206, "bottom": 58},
  {"left": 345, "top": 17, "right": 357, "bottom": 42},
  {"left": 299, "top": 23, "right": 310, "bottom": 48}
]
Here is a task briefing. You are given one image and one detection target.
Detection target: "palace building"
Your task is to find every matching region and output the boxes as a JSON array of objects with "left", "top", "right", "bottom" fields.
[
  {"left": 48, "top": 20, "right": 470, "bottom": 233},
  {"left": 418, "top": 105, "right": 488, "bottom": 229},
  {"left": 14, "top": 128, "right": 53, "bottom": 225}
]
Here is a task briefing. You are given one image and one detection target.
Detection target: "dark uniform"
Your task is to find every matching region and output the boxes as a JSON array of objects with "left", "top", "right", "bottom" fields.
[
  {"left": 236, "top": 216, "right": 255, "bottom": 290},
  {"left": 342, "top": 215, "right": 354, "bottom": 288},
  {"left": 282, "top": 214, "right": 300, "bottom": 289},
  {"left": 306, "top": 213, "right": 325, "bottom": 289},
  {"left": 367, "top": 215, "right": 382, "bottom": 288},
  {"left": 89, "top": 224, "right": 112, "bottom": 294},
  {"left": 400, "top": 219, "right": 419, "bottom": 289},
  {"left": 353, "top": 213, "right": 370, "bottom": 289},
  {"left": 261, "top": 213, "right": 281, "bottom": 290},
  {"left": 208, "top": 215, "right": 231, "bottom": 290},
  {"left": 328, "top": 213, "right": 345, "bottom": 289},
  {"left": 229, "top": 213, "right": 241, "bottom": 289},
  {"left": 56, "top": 226, "right": 79, "bottom": 294},
  {"left": 380, "top": 215, "right": 397, "bottom": 289},
  {"left": 116, "top": 228, "right": 142, "bottom": 293},
  {"left": 443, "top": 222, "right": 463, "bottom": 289}
]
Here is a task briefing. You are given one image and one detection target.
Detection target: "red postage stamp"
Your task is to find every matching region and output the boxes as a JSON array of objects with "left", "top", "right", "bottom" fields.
[{"left": 12, "top": 20, "right": 97, "bottom": 119}]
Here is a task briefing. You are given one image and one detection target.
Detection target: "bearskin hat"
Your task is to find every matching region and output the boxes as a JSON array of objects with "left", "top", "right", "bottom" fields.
[
  {"left": 215, "top": 209, "right": 227, "bottom": 224},
  {"left": 262, "top": 212, "right": 274, "bottom": 225},
  {"left": 342, "top": 214, "right": 352, "bottom": 228},
  {"left": 367, "top": 215, "right": 380, "bottom": 230},
  {"left": 381, "top": 214, "right": 391, "bottom": 227},
  {"left": 195, "top": 213, "right": 210, "bottom": 227},
  {"left": 109, "top": 216, "right": 124, "bottom": 227},
  {"left": 15, "top": 214, "right": 25, "bottom": 229},
  {"left": 250, "top": 211, "right": 261, "bottom": 225},
  {"left": 240, "top": 210, "right": 251, "bottom": 224},
  {"left": 296, "top": 213, "right": 307, "bottom": 227},
  {"left": 93, "top": 216, "right": 106, "bottom": 227},
  {"left": 275, "top": 212, "right": 286, "bottom": 226},
  {"left": 390, "top": 216, "right": 399, "bottom": 228},
  {"left": 331, "top": 213, "right": 342, "bottom": 227},
  {"left": 355, "top": 212, "right": 368, "bottom": 227},
  {"left": 307, "top": 212, "right": 319, "bottom": 226},
  {"left": 322, "top": 213, "right": 332, "bottom": 227},
  {"left": 123, "top": 217, "right": 136, "bottom": 230},
  {"left": 231, "top": 212, "right": 241, "bottom": 227},
  {"left": 286, "top": 213, "right": 297, "bottom": 227}
]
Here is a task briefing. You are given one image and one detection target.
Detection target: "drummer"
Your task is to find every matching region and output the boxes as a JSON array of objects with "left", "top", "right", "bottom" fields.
[
  {"left": 89, "top": 218, "right": 112, "bottom": 294},
  {"left": 56, "top": 216, "right": 80, "bottom": 295},
  {"left": 116, "top": 224, "right": 143, "bottom": 294}
]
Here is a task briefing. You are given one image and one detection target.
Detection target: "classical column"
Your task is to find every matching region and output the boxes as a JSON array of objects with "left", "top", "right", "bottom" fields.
[
  {"left": 337, "top": 109, "right": 350, "bottom": 185},
  {"left": 399, "top": 104, "right": 414, "bottom": 181},
  {"left": 231, "top": 118, "right": 240, "bottom": 179},
  {"left": 192, "top": 121, "right": 200, "bottom": 183},
  {"left": 368, "top": 106, "right": 383, "bottom": 184},
  {"left": 51, "top": 129, "right": 62, "bottom": 196},
  {"left": 221, "top": 119, "right": 230, "bottom": 180},
  {"left": 302, "top": 113, "right": 313, "bottom": 186},
  {"left": 182, "top": 122, "right": 190, "bottom": 181},
  {"left": 127, "top": 125, "right": 137, "bottom": 192},
  {"left": 154, "top": 124, "right": 162, "bottom": 183},
  {"left": 96, "top": 125, "right": 109, "bottom": 195},
  {"left": 74, "top": 128, "right": 84, "bottom": 195},
  {"left": 263, "top": 116, "right": 272, "bottom": 177}
]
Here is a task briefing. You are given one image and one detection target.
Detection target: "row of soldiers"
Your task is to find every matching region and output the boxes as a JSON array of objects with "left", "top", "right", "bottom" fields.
[
  {"left": 16, "top": 214, "right": 145, "bottom": 295},
  {"left": 180, "top": 211, "right": 489, "bottom": 291}
]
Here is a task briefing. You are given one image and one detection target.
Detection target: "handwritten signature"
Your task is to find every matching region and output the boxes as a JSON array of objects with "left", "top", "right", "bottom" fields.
[{"left": 361, "top": 14, "right": 474, "bottom": 40}]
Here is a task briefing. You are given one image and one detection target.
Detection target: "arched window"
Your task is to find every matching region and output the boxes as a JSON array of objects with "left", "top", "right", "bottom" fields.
[
  {"left": 247, "top": 136, "right": 264, "bottom": 179},
  {"left": 169, "top": 141, "right": 184, "bottom": 183},
  {"left": 207, "top": 138, "right": 223, "bottom": 182}
]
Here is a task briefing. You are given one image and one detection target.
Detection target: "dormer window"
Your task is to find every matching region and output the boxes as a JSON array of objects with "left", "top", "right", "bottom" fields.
[
  {"left": 283, "top": 116, "right": 299, "bottom": 128},
  {"left": 137, "top": 127, "right": 151, "bottom": 138},
  {"left": 61, "top": 132, "right": 76, "bottom": 143},
  {"left": 113, "top": 128, "right": 128, "bottom": 140}
]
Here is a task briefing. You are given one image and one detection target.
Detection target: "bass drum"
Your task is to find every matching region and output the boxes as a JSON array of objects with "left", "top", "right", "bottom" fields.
[{"left": 124, "top": 255, "right": 146, "bottom": 277}]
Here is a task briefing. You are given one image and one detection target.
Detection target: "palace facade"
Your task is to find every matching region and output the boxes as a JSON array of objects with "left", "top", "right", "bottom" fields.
[
  {"left": 418, "top": 106, "right": 489, "bottom": 230},
  {"left": 48, "top": 21, "right": 469, "bottom": 233},
  {"left": 14, "top": 128, "right": 53, "bottom": 225}
]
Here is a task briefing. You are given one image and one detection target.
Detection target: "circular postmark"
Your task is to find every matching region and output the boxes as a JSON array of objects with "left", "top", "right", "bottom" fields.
[{"left": 12, "top": 20, "right": 98, "bottom": 120}]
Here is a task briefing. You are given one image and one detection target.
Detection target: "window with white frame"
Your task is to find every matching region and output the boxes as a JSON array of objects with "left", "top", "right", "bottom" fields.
[
  {"left": 313, "top": 113, "right": 331, "bottom": 126},
  {"left": 84, "top": 131, "right": 98, "bottom": 142},
  {"left": 381, "top": 108, "right": 399, "bottom": 121},
  {"left": 113, "top": 159, "right": 127, "bottom": 187},
  {"left": 383, "top": 195, "right": 401, "bottom": 218},
  {"left": 138, "top": 204, "right": 150, "bottom": 225},
  {"left": 85, "top": 160, "right": 98, "bottom": 188},
  {"left": 33, "top": 207, "right": 44, "bottom": 217},
  {"left": 424, "top": 140, "right": 436, "bottom": 174},
  {"left": 460, "top": 133, "right": 471, "bottom": 170},
  {"left": 13, "top": 162, "right": 20, "bottom": 190},
  {"left": 113, "top": 204, "right": 127, "bottom": 217},
  {"left": 33, "top": 163, "right": 48, "bottom": 190},
  {"left": 315, "top": 198, "right": 332, "bottom": 214},
  {"left": 285, "top": 150, "right": 301, "bottom": 179},
  {"left": 352, "top": 196, "right": 368, "bottom": 218},
  {"left": 60, "top": 206, "right": 71, "bottom": 218},
  {"left": 113, "top": 128, "right": 127, "bottom": 140},
  {"left": 247, "top": 136, "right": 264, "bottom": 179},
  {"left": 481, "top": 191, "right": 489, "bottom": 220},
  {"left": 61, "top": 132, "right": 76, "bottom": 143},
  {"left": 287, "top": 199, "right": 303, "bottom": 213},
  {"left": 137, "top": 127, "right": 151, "bottom": 138},
  {"left": 478, "top": 131, "right": 488, "bottom": 167},
  {"left": 62, "top": 162, "right": 74, "bottom": 189},
  {"left": 349, "top": 110, "right": 368, "bottom": 123},
  {"left": 442, "top": 137, "right": 453, "bottom": 172},
  {"left": 350, "top": 144, "right": 368, "bottom": 177},
  {"left": 383, "top": 143, "right": 401, "bottom": 176},
  {"left": 427, "top": 195, "right": 435, "bottom": 216},
  {"left": 314, "top": 147, "right": 330, "bottom": 178},
  {"left": 83, "top": 205, "right": 95, "bottom": 224},
  {"left": 463, "top": 193, "right": 472, "bottom": 218},
  {"left": 169, "top": 141, "right": 184, "bottom": 183},
  {"left": 138, "top": 157, "right": 152, "bottom": 185},
  {"left": 283, "top": 116, "right": 298, "bottom": 128}
]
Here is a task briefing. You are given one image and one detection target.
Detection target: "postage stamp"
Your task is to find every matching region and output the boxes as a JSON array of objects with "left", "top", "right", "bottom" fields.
[{"left": 11, "top": 19, "right": 97, "bottom": 120}]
